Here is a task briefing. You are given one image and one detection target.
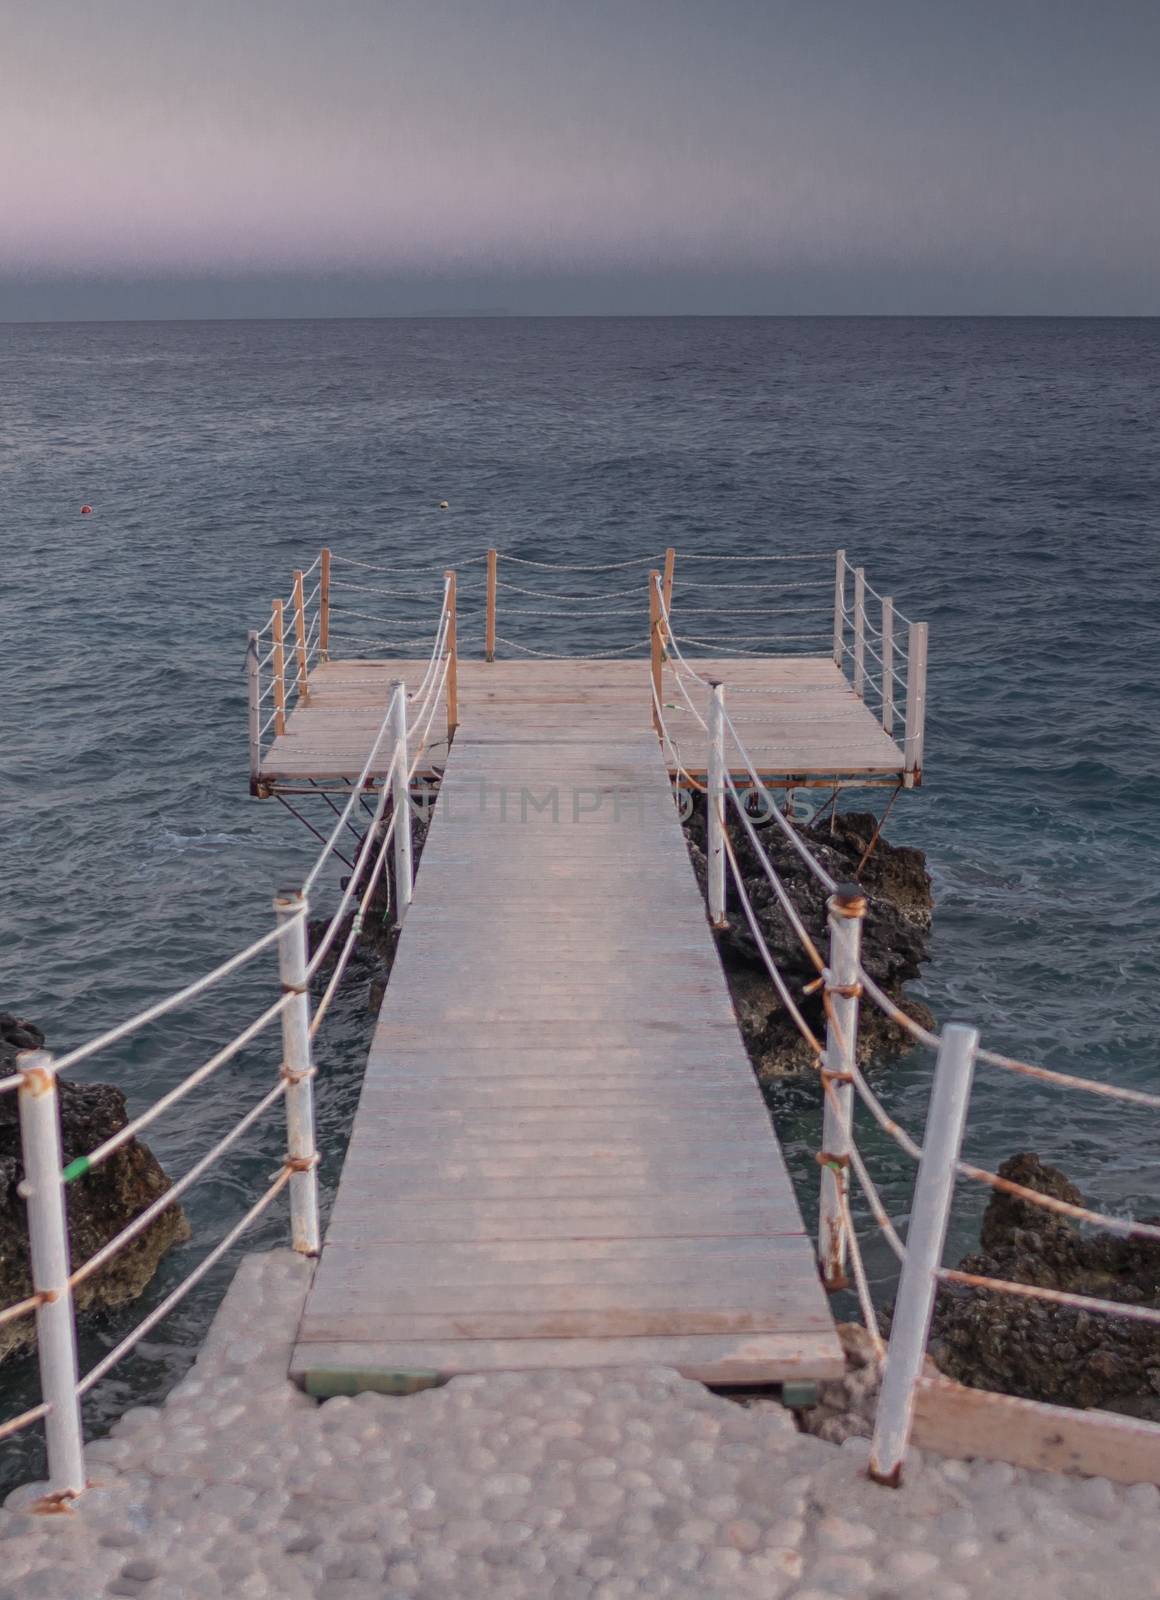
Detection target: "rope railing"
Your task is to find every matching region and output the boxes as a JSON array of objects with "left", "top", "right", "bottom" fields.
[
  {"left": 660, "top": 665, "right": 1158, "bottom": 1489},
  {"left": 0, "top": 566, "right": 459, "bottom": 1500}
]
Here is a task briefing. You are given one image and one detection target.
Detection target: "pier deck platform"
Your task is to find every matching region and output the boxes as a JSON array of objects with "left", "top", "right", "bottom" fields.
[
  {"left": 259, "top": 655, "right": 906, "bottom": 790},
  {"left": 289, "top": 683, "right": 845, "bottom": 1392}
]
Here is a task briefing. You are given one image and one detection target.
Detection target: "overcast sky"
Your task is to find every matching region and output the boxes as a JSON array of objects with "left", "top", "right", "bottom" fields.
[{"left": 3, "top": 0, "right": 1158, "bottom": 318}]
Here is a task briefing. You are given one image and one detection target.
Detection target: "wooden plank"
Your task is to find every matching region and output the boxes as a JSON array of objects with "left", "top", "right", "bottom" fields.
[
  {"left": 912, "top": 1377, "right": 1160, "bottom": 1486},
  {"left": 291, "top": 1332, "right": 846, "bottom": 1387}
]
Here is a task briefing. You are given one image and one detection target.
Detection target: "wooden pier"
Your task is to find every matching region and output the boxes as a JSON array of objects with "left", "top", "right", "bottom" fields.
[
  {"left": 247, "top": 548, "right": 926, "bottom": 1395},
  {"left": 290, "top": 713, "right": 844, "bottom": 1392}
]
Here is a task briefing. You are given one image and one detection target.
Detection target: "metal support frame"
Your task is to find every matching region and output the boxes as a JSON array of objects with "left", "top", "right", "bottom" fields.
[
  {"left": 870, "top": 1023, "right": 978, "bottom": 1486},
  {"left": 818, "top": 882, "right": 865, "bottom": 1289},
  {"left": 706, "top": 681, "right": 727, "bottom": 927},
  {"left": 273, "top": 892, "right": 320, "bottom": 1256},
  {"left": 389, "top": 682, "right": 415, "bottom": 924},
  {"left": 16, "top": 1050, "right": 86, "bottom": 1498}
]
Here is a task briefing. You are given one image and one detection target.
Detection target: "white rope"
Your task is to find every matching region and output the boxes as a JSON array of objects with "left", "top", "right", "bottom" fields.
[
  {"left": 0, "top": 1401, "right": 50, "bottom": 1443},
  {"left": 328, "top": 606, "right": 437, "bottom": 629},
  {"left": 77, "top": 994, "right": 293, "bottom": 1171},
  {"left": 495, "top": 579, "right": 642, "bottom": 602},
  {"left": 650, "top": 675, "right": 706, "bottom": 793},
  {"left": 0, "top": 1073, "right": 22, "bottom": 1095},
  {"left": 77, "top": 1167, "right": 293, "bottom": 1396},
  {"left": 848, "top": 1059, "right": 924, "bottom": 1162},
  {"left": 846, "top": 1140, "right": 908, "bottom": 1263},
  {"left": 0, "top": 1291, "right": 41, "bottom": 1328},
  {"left": 672, "top": 578, "right": 832, "bottom": 593},
  {"left": 301, "top": 692, "right": 402, "bottom": 897},
  {"left": 677, "top": 551, "right": 834, "bottom": 563},
  {"left": 955, "top": 1161, "right": 1160, "bottom": 1243},
  {"left": 51, "top": 920, "right": 298, "bottom": 1076},
  {"left": 498, "top": 553, "right": 661, "bottom": 571},
  {"left": 329, "top": 552, "right": 488, "bottom": 572},
  {"left": 676, "top": 630, "right": 832, "bottom": 646},
  {"left": 722, "top": 769, "right": 826, "bottom": 969},
  {"left": 858, "top": 969, "right": 939, "bottom": 1047},
  {"left": 674, "top": 605, "right": 832, "bottom": 619},
  {"left": 720, "top": 707, "right": 838, "bottom": 891},
  {"left": 71, "top": 1080, "right": 288, "bottom": 1286},
  {"left": 719, "top": 828, "right": 823, "bottom": 1056},
  {"left": 327, "top": 632, "right": 440, "bottom": 653},
  {"left": 309, "top": 812, "right": 400, "bottom": 1038},
  {"left": 975, "top": 1048, "right": 1160, "bottom": 1111},
  {"left": 333, "top": 577, "right": 444, "bottom": 600},
  {"left": 492, "top": 635, "right": 645, "bottom": 659},
  {"left": 493, "top": 604, "right": 644, "bottom": 619},
  {"left": 935, "top": 1269, "right": 1160, "bottom": 1326}
]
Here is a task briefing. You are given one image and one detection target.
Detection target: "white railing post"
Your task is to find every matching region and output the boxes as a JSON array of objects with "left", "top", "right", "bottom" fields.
[
  {"left": 853, "top": 567, "right": 866, "bottom": 698},
  {"left": 706, "top": 681, "right": 727, "bottom": 928},
  {"left": 870, "top": 1022, "right": 978, "bottom": 1486},
  {"left": 832, "top": 549, "right": 846, "bottom": 667},
  {"left": 903, "top": 621, "right": 928, "bottom": 787},
  {"left": 389, "top": 682, "right": 414, "bottom": 924},
  {"left": 246, "top": 629, "right": 261, "bottom": 795},
  {"left": 818, "top": 883, "right": 865, "bottom": 1288},
  {"left": 881, "top": 599, "right": 894, "bottom": 735},
  {"left": 16, "top": 1050, "right": 86, "bottom": 1499},
  {"left": 273, "top": 892, "right": 320, "bottom": 1255}
]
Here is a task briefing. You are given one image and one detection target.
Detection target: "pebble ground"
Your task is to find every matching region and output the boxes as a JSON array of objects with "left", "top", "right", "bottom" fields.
[{"left": 3, "top": 1251, "right": 1158, "bottom": 1599}]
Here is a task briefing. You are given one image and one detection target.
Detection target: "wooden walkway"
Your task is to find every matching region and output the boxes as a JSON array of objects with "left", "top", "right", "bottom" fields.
[
  {"left": 290, "top": 698, "right": 844, "bottom": 1392},
  {"left": 259, "top": 656, "right": 905, "bottom": 789}
]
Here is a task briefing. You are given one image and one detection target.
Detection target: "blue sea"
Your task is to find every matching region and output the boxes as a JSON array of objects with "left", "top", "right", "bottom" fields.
[{"left": 2, "top": 316, "right": 1158, "bottom": 1483}]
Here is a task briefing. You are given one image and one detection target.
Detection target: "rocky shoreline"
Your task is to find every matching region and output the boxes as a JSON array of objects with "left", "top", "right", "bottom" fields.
[
  {"left": 931, "top": 1153, "right": 1160, "bottom": 1420},
  {"left": 681, "top": 800, "right": 935, "bottom": 1086},
  {"left": 0, "top": 1015, "right": 189, "bottom": 1364}
]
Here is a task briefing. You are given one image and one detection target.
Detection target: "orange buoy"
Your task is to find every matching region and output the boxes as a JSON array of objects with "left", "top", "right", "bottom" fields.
[{"left": 80, "top": 504, "right": 93, "bottom": 515}]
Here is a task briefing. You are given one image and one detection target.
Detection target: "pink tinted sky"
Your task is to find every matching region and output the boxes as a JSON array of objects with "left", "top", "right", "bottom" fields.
[{"left": 3, "top": 0, "right": 1159, "bottom": 313}]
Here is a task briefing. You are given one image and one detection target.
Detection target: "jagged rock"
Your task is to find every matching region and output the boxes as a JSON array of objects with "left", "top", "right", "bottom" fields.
[
  {"left": 0, "top": 1015, "right": 190, "bottom": 1363},
  {"left": 930, "top": 1152, "right": 1160, "bottom": 1417},
  {"left": 683, "top": 803, "right": 934, "bottom": 1081},
  {"left": 800, "top": 1322, "right": 940, "bottom": 1443}
]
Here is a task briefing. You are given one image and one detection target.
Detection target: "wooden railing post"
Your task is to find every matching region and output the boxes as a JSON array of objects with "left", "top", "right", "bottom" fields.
[
  {"left": 292, "top": 570, "right": 309, "bottom": 705},
  {"left": 870, "top": 1023, "right": 978, "bottom": 1487},
  {"left": 832, "top": 549, "right": 846, "bottom": 667},
  {"left": 853, "top": 567, "right": 866, "bottom": 698},
  {"left": 246, "top": 630, "right": 261, "bottom": 794},
  {"left": 485, "top": 548, "right": 497, "bottom": 663},
  {"left": 818, "top": 882, "right": 865, "bottom": 1290},
  {"left": 881, "top": 598, "right": 894, "bottom": 735},
  {"left": 272, "top": 599, "right": 287, "bottom": 736},
  {"left": 662, "top": 546, "right": 676, "bottom": 618},
  {"left": 445, "top": 570, "right": 459, "bottom": 738},
  {"left": 320, "top": 547, "right": 331, "bottom": 663},
  {"left": 648, "top": 569, "right": 663, "bottom": 734},
  {"left": 903, "top": 622, "right": 928, "bottom": 788}
]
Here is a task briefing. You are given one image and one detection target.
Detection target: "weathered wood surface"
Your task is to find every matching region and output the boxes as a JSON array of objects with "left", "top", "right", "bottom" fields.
[
  {"left": 260, "top": 657, "right": 904, "bottom": 784},
  {"left": 912, "top": 1377, "right": 1160, "bottom": 1486},
  {"left": 290, "top": 715, "right": 843, "bottom": 1391}
]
